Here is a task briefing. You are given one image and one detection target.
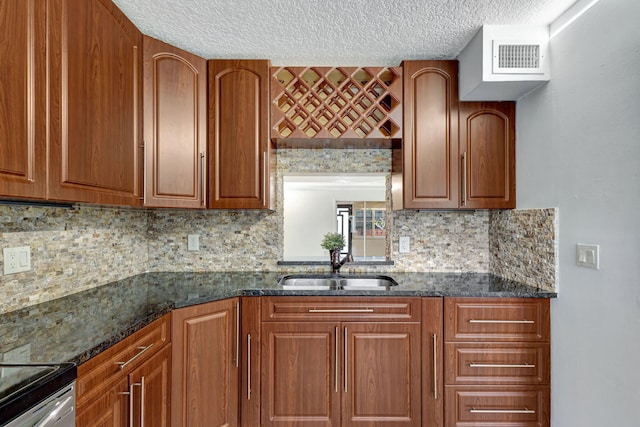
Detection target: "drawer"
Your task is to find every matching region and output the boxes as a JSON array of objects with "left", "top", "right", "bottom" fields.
[
  {"left": 445, "top": 386, "right": 550, "bottom": 427},
  {"left": 445, "top": 343, "right": 550, "bottom": 385},
  {"left": 261, "top": 297, "right": 420, "bottom": 322},
  {"left": 445, "top": 298, "right": 550, "bottom": 342},
  {"left": 77, "top": 314, "right": 170, "bottom": 404}
]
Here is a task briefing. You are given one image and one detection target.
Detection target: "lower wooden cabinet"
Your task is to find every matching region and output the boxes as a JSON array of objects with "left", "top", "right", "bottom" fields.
[
  {"left": 260, "top": 297, "right": 422, "bottom": 427},
  {"left": 171, "top": 298, "right": 240, "bottom": 427},
  {"left": 76, "top": 315, "right": 171, "bottom": 427}
]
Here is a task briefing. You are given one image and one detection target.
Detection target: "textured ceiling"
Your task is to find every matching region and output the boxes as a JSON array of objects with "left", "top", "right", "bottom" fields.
[{"left": 113, "top": 0, "right": 576, "bottom": 66}]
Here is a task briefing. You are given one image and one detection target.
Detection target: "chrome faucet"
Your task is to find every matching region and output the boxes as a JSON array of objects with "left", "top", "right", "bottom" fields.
[{"left": 331, "top": 252, "right": 353, "bottom": 273}]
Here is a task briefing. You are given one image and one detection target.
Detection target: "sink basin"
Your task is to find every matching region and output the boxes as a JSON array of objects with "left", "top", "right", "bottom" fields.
[{"left": 279, "top": 275, "right": 398, "bottom": 290}]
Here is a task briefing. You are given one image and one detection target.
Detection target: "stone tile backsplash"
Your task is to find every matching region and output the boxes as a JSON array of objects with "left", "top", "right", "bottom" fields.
[{"left": 0, "top": 150, "right": 558, "bottom": 314}]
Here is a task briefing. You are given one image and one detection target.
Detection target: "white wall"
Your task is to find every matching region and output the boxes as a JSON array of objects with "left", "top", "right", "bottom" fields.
[{"left": 516, "top": 0, "right": 640, "bottom": 425}]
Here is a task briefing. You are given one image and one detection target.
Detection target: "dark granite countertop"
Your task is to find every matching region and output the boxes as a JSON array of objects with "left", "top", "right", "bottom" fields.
[{"left": 0, "top": 271, "right": 556, "bottom": 367}]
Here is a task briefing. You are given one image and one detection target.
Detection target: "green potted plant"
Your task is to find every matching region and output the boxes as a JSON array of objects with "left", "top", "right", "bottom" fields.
[{"left": 320, "top": 232, "right": 345, "bottom": 253}]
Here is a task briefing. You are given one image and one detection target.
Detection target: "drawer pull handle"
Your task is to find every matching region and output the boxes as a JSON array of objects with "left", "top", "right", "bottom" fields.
[
  {"left": 469, "top": 363, "right": 536, "bottom": 368},
  {"left": 308, "top": 308, "right": 374, "bottom": 313},
  {"left": 470, "top": 408, "right": 536, "bottom": 414},
  {"left": 116, "top": 344, "right": 154, "bottom": 370},
  {"left": 469, "top": 319, "right": 535, "bottom": 324}
]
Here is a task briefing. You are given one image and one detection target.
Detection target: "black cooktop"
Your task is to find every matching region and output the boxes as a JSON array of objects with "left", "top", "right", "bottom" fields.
[{"left": 0, "top": 363, "right": 76, "bottom": 425}]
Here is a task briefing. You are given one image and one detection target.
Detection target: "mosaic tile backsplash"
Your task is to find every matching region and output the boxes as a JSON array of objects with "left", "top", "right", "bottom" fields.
[{"left": 0, "top": 149, "right": 557, "bottom": 314}]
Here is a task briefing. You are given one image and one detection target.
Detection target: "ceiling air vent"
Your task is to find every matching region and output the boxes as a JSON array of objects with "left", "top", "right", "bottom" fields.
[{"left": 493, "top": 41, "right": 545, "bottom": 74}]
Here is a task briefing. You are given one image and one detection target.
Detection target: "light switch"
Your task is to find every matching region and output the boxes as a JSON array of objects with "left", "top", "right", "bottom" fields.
[
  {"left": 399, "top": 236, "right": 410, "bottom": 253},
  {"left": 576, "top": 243, "right": 599, "bottom": 270},
  {"left": 188, "top": 234, "right": 200, "bottom": 251}
]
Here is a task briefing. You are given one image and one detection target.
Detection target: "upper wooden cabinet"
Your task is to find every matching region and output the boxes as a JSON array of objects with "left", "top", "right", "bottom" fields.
[
  {"left": 208, "top": 59, "right": 274, "bottom": 209},
  {"left": 459, "top": 101, "right": 516, "bottom": 209},
  {"left": 393, "top": 60, "right": 516, "bottom": 210},
  {"left": 143, "top": 36, "right": 208, "bottom": 208},
  {"left": 394, "top": 60, "right": 460, "bottom": 210},
  {"left": 0, "top": 0, "right": 47, "bottom": 200},
  {"left": 47, "top": 0, "right": 143, "bottom": 206}
]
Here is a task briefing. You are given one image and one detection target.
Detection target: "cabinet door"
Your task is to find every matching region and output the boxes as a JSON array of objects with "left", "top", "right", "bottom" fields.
[
  {"left": 208, "top": 59, "right": 273, "bottom": 209},
  {"left": 143, "top": 36, "right": 207, "bottom": 208},
  {"left": 459, "top": 102, "right": 515, "bottom": 209},
  {"left": 0, "top": 0, "right": 47, "bottom": 199},
  {"left": 423, "top": 298, "right": 444, "bottom": 427},
  {"left": 261, "top": 322, "right": 340, "bottom": 427},
  {"left": 47, "top": 0, "right": 142, "bottom": 206},
  {"left": 342, "top": 322, "right": 421, "bottom": 427},
  {"left": 172, "top": 298, "right": 239, "bottom": 427},
  {"left": 394, "top": 60, "right": 459, "bottom": 209},
  {"left": 130, "top": 344, "right": 171, "bottom": 427},
  {"left": 76, "top": 376, "right": 129, "bottom": 427}
]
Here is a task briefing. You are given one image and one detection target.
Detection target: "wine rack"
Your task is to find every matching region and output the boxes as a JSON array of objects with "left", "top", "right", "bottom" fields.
[{"left": 271, "top": 67, "right": 402, "bottom": 142}]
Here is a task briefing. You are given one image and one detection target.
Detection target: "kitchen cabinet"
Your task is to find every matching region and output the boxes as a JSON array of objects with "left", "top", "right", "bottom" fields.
[
  {"left": 47, "top": 0, "right": 143, "bottom": 206},
  {"left": 240, "top": 297, "right": 262, "bottom": 426},
  {"left": 459, "top": 102, "right": 516, "bottom": 209},
  {"left": 171, "top": 298, "right": 240, "bottom": 427},
  {"left": 0, "top": 0, "right": 47, "bottom": 200},
  {"left": 443, "top": 298, "right": 550, "bottom": 426},
  {"left": 143, "top": 36, "right": 208, "bottom": 208},
  {"left": 208, "top": 59, "right": 274, "bottom": 209},
  {"left": 260, "top": 297, "right": 422, "bottom": 426},
  {"left": 423, "top": 298, "right": 445, "bottom": 427},
  {"left": 76, "top": 315, "right": 171, "bottom": 426},
  {"left": 393, "top": 60, "right": 459, "bottom": 209},
  {"left": 393, "top": 61, "right": 516, "bottom": 210}
]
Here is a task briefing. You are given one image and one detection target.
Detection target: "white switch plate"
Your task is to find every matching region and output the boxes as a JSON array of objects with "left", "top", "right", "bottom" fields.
[
  {"left": 188, "top": 234, "right": 200, "bottom": 251},
  {"left": 399, "top": 236, "right": 410, "bottom": 253},
  {"left": 576, "top": 243, "right": 599, "bottom": 270},
  {"left": 3, "top": 246, "right": 31, "bottom": 275}
]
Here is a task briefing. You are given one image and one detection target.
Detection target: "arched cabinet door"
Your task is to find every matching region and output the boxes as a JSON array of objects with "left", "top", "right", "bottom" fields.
[
  {"left": 209, "top": 59, "right": 274, "bottom": 210},
  {"left": 459, "top": 102, "right": 516, "bottom": 209},
  {"left": 143, "top": 36, "right": 207, "bottom": 209},
  {"left": 393, "top": 60, "right": 459, "bottom": 210}
]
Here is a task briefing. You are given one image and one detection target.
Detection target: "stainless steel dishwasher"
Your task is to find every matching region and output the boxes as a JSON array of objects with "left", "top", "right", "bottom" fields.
[{"left": 0, "top": 364, "right": 76, "bottom": 427}]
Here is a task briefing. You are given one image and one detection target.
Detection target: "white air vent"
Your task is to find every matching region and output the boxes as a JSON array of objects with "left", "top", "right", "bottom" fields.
[
  {"left": 493, "top": 41, "right": 545, "bottom": 74},
  {"left": 457, "top": 25, "right": 550, "bottom": 101}
]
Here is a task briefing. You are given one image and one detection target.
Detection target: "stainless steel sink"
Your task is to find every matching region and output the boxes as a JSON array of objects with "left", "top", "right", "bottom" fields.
[{"left": 279, "top": 275, "right": 398, "bottom": 290}]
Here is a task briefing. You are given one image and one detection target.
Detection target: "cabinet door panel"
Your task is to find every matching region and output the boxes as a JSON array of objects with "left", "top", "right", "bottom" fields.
[
  {"left": 396, "top": 60, "right": 458, "bottom": 209},
  {"left": 172, "top": 298, "right": 239, "bottom": 427},
  {"left": 48, "top": 0, "right": 142, "bottom": 206},
  {"left": 343, "top": 322, "right": 421, "bottom": 427},
  {"left": 261, "top": 322, "right": 339, "bottom": 427},
  {"left": 460, "top": 102, "right": 515, "bottom": 209},
  {"left": 209, "top": 59, "right": 271, "bottom": 209},
  {"left": 0, "top": 0, "right": 46, "bottom": 199},
  {"left": 76, "top": 376, "right": 129, "bottom": 427},
  {"left": 143, "top": 36, "right": 207, "bottom": 208},
  {"left": 422, "top": 297, "right": 444, "bottom": 427},
  {"left": 130, "top": 344, "right": 171, "bottom": 427}
]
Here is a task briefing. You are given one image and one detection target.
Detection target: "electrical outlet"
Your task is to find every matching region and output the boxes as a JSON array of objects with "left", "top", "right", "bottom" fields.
[
  {"left": 399, "top": 236, "right": 410, "bottom": 253},
  {"left": 3, "top": 246, "right": 31, "bottom": 275},
  {"left": 188, "top": 234, "right": 200, "bottom": 251}
]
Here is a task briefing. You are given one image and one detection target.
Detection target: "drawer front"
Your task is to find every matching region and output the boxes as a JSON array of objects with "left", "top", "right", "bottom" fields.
[
  {"left": 445, "top": 298, "right": 550, "bottom": 341},
  {"left": 445, "top": 386, "right": 550, "bottom": 427},
  {"left": 77, "top": 314, "right": 170, "bottom": 403},
  {"left": 262, "top": 297, "right": 420, "bottom": 322},
  {"left": 445, "top": 343, "right": 550, "bottom": 385}
]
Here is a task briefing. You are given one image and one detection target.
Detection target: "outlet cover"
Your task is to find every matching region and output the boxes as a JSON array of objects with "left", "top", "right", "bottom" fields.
[
  {"left": 576, "top": 243, "right": 599, "bottom": 270},
  {"left": 399, "top": 236, "right": 410, "bottom": 253},
  {"left": 188, "top": 234, "right": 200, "bottom": 251},
  {"left": 3, "top": 246, "right": 31, "bottom": 275}
]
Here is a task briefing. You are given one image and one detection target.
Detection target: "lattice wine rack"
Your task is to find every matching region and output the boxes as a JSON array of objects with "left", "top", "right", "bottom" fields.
[{"left": 270, "top": 67, "right": 402, "bottom": 141}]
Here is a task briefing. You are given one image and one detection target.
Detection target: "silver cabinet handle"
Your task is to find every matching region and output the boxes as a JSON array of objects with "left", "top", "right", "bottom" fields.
[
  {"left": 462, "top": 152, "right": 467, "bottom": 206},
  {"left": 308, "top": 309, "right": 374, "bottom": 313},
  {"left": 469, "top": 319, "right": 535, "bottom": 324},
  {"left": 140, "top": 376, "right": 146, "bottom": 427},
  {"left": 200, "top": 152, "right": 206, "bottom": 207},
  {"left": 116, "top": 344, "right": 154, "bottom": 370},
  {"left": 470, "top": 408, "right": 536, "bottom": 414},
  {"left": 334, "top": 327, "right": 339, "bottom": 393},
  {"left": 432, "top": 334, "right": 438, "bottom": 400},
  {"left": 235, "top": 301, "right": 240, "bottom": 368},
  {"left": 262, "top": 151, "right": 267, "bottom": 207},
  {"left": 247, "top": 334, "right": 252, "bottom": 400},
  {"left": 343, "top": 327, "right": 348, "bottom": 393},
  {"left": 128, "top": 382, "right": 142, "bottom": 427},
  {"left": 469, "top": 363, "right": 536, "bottom": 368}
]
